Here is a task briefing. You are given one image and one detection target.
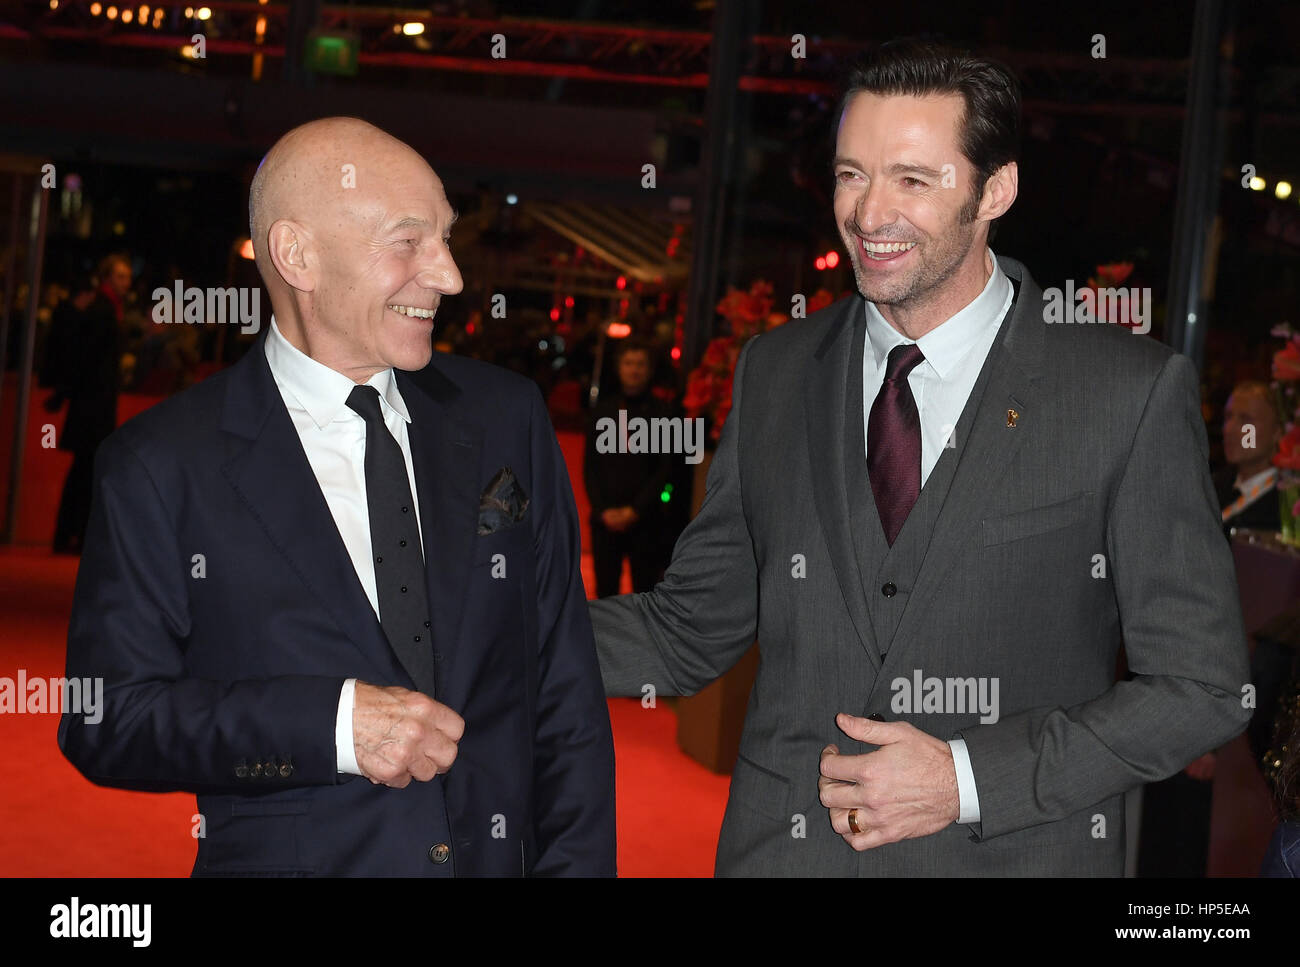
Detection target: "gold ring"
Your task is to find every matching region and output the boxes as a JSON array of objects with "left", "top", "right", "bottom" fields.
[{"left": 847, "top": 808, "right": 862, "bottom": 835}]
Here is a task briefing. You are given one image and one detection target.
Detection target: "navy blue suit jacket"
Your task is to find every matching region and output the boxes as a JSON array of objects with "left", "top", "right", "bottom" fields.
[{"left": 57, "top": 335, "right": 616, "bottom": 876}]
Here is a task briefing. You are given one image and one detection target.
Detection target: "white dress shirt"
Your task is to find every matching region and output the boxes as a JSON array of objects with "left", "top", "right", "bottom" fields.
[
  {"left": 861, "top": 249, "right": 1014, "bottom": 826},
  {"left": 263, "top": 317, "right": 424, "bottom": 776}
]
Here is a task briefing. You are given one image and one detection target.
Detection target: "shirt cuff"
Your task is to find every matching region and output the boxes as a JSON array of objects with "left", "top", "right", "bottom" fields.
[
  {"left": 336, "top": 678, "right": 362, "bottom": 775},
  {"left": 948, "top": 738, "right": 981, "bottom": 824}
]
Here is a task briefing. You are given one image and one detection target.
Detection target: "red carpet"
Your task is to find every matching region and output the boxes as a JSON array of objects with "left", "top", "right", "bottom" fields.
[{"left": 0, "top": 381, "right": 730, "bottom": 877}]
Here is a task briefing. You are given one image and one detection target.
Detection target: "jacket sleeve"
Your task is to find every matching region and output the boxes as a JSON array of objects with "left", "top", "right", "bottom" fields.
[
  {"left": 958, "top": 352, "right": 1253, "bottom": 839},
  {"left": 588, "top": 340, "right": 760, "bottom": 697},
  {"left": 57, "top": 432, "right": 346, "bottom": 794},
  {"left": 526, "top": 386, "right": 618, "bottom": 874}
]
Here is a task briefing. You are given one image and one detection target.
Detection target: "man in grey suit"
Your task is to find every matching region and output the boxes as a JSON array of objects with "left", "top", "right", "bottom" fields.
[{"left": 589, "top": 39, "right": 1251, "bottom": 876}]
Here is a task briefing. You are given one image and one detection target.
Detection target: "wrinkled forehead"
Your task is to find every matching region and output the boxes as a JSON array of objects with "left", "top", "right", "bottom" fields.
[{"left": 315, "top": 150, "right": 451, "bottom": 232}]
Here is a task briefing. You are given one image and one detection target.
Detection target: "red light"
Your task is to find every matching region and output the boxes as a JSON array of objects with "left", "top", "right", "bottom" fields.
[
  {"left": 549, "top": 307, "right": 561, "bottom": 322},
  {"left": 607, "top": 322, "right": 632, "bottom": 338},
  {"left": 670, "top": 346, "right": 681, "bottom": 361},
  {"left": 466, "top": 322, "right": 476, "bottom": 335},
  {"left": 564, "top": 296, "right": 575, "bottom": 308},
  {"left": 815, "top": 257, "right": 826, "bottom": 271},
  {"left": 616, "top": 275, "right": 627, "bottom": 290},
  {"left": 825, "top": 250, "right": 840, "bottom": 269}
]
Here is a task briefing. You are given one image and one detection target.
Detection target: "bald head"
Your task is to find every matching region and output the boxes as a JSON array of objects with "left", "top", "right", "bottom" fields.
[
  {"left": 247, "top": 116, "right": 463, "bottom": 380},
  {"left": 250, "top": 117, "right": 415, "bottom": 282}
]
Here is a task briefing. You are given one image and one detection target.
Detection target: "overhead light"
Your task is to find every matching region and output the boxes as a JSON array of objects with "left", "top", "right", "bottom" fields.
[
  {"left": 106, "top": 5, "right": 118, "bottom": 19},
  {"left": 1276, "top": 181, "right": 1292, "bottom": 200},
  {"left": 90, "top": 1, "right": 101, "bottom": 13},
  {"left": 402, "top": 22, "right": 425, "bottom": 36},
  {"left": 1249, "top": 176, "right": 1266, "bottom": 191},
  {"left": 505, "top": 193, "right": 518, "bottom": 205},
  {"left": 197, "top": 6, "right": 210, "bottom": 20}
]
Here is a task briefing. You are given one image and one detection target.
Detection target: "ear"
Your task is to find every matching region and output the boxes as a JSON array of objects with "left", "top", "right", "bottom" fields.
[
  {"left": 979, "top": 162, "right": 1018, "bottom": 222},
  {"left": 266, "top": 219, "right": 316, "bottom": 293}
]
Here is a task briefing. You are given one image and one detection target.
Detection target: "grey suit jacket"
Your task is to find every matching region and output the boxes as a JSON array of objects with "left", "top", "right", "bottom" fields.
[{"left": 589, "top": 256, "right": 1251, "bottom": 876}]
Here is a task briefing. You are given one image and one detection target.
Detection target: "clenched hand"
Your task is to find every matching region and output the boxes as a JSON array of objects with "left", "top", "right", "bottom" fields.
[{"left": 353, "top": 682, "right": 464, "bottom": 788}]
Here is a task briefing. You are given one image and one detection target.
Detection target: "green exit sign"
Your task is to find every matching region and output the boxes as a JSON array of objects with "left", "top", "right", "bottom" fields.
[{"left": 306, "top": 30, "right": 359, "bottom": 77}]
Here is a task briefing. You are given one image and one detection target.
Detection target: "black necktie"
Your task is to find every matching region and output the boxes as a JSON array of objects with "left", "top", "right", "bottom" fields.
[
  {"left": 346, "top": 385, "right": 436, "bottom": 697},
  {"left": 867, "top": 343, "right": 926, "bottom": 546}
]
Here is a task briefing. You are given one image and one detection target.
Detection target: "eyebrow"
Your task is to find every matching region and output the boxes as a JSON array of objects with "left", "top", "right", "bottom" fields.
[
  {"left": 831, "top": 157, "right": 944, "bottom": 179},
  {"left": 388, "top": 210, "right": 458, "bottom": 233}
]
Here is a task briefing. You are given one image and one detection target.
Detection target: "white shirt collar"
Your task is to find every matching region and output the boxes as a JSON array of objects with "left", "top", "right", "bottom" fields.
[
  {"left": 1235, "top": 466, "right": 1278, "bottom": 494},
  {"left": 864, "top": 249, "right": 1012, "bottom": 379},
  {"left": 264, "top": 316, "right": 411, "bottom": 430}
]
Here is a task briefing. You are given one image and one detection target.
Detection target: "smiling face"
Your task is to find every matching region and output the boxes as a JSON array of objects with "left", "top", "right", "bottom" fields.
[
  {"left": 832, "top": 92, "right": 1014, "bottom": 333},
  {"left": 254, "top": 119, "right": 464, "bottom": 381},
  {"left": 308, "top": 153, "right": 463, "bottom": 377}
]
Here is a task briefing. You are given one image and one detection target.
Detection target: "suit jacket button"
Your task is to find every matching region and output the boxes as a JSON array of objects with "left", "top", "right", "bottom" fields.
[
  {"left": 279, "top": 762, "right": 293, "bottom": 778},
  {"left": 881, "top": 582, "right": 897, "bottom": 597},
  {"left": 234, "top": 761, "right": 248, "bottom": 779},
  {"left": 429, "top": 843, "right": 451, "bottom": 864},
  {"left": 251, "top": 762, "right": 264, "bottom": 778}
]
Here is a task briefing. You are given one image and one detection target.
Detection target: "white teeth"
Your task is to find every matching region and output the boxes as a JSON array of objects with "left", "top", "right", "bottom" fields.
[
  {"left": 863, "top": 241, "right": 916, "bottom": 254},
  {"left": 387, "top": 305, "right": 435, "bottom": 318}
]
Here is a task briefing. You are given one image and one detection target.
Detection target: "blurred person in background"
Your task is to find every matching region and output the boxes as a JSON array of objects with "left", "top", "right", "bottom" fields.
[
  {"left": 584, "top": 338, "right": 673, "bottom": 598},
  {"left": 1139, "top": 377, "right": 1285, "bottom": 875},
  {"left": 1217, "top": 379, "right": 1283, "bottom": 535},
  {"left": 44, "top": 254, "right": 130, "bottom": 554}
]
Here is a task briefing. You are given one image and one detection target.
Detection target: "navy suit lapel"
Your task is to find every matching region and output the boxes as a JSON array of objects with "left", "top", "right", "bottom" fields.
[
  {"left": 397, "top": 364, "right": 482, "bottom": 710},
  {"left": 218, "top": 339, "right": 401, "bottom": 682}
]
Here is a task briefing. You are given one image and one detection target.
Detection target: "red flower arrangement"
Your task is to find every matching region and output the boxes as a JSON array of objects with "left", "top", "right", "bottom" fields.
[{"left": 683, "top": 282, "right": 834, "bottom": 441}]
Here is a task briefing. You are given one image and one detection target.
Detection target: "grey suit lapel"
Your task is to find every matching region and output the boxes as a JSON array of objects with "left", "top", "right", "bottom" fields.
[
  {"left": 890, "top": 258, "right": 1047, "bottom": 649},
  {"left": 805, "top": 297, "right": 881, "bottom": 667}
]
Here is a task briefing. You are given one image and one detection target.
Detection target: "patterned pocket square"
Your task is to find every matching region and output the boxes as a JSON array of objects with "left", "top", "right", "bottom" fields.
[{"left": 478, "top": 466, "right": 530, "bottom": 535}]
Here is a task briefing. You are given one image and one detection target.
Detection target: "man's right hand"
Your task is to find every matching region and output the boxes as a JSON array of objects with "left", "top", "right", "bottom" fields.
[{"left": 352, "top": 682, "right": 463, "bottom": 788}]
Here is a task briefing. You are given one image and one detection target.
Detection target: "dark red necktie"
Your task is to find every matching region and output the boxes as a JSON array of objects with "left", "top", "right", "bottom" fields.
[{"left": 867, "top": 343, "right": 926, "bottom": 546}]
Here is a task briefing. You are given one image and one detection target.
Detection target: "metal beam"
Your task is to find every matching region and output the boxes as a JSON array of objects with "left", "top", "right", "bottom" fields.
[{"left": 1164, "top": 0, "right": 1232, "bottom": 369}]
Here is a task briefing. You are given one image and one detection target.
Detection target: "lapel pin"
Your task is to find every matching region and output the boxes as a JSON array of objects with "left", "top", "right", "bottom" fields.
[{"left": 1006, "top": 409, "right": 1019, "bottom": 428}]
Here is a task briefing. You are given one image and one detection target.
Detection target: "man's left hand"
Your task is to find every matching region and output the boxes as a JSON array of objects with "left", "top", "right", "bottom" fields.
[{"left": 818, "top": 712, "right": 960, "bottom": 850}]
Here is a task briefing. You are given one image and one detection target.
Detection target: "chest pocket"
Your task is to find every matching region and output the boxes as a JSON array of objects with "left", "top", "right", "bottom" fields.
[{"left": 982, "top": 492, "right": 1091, "bottom": 547}]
